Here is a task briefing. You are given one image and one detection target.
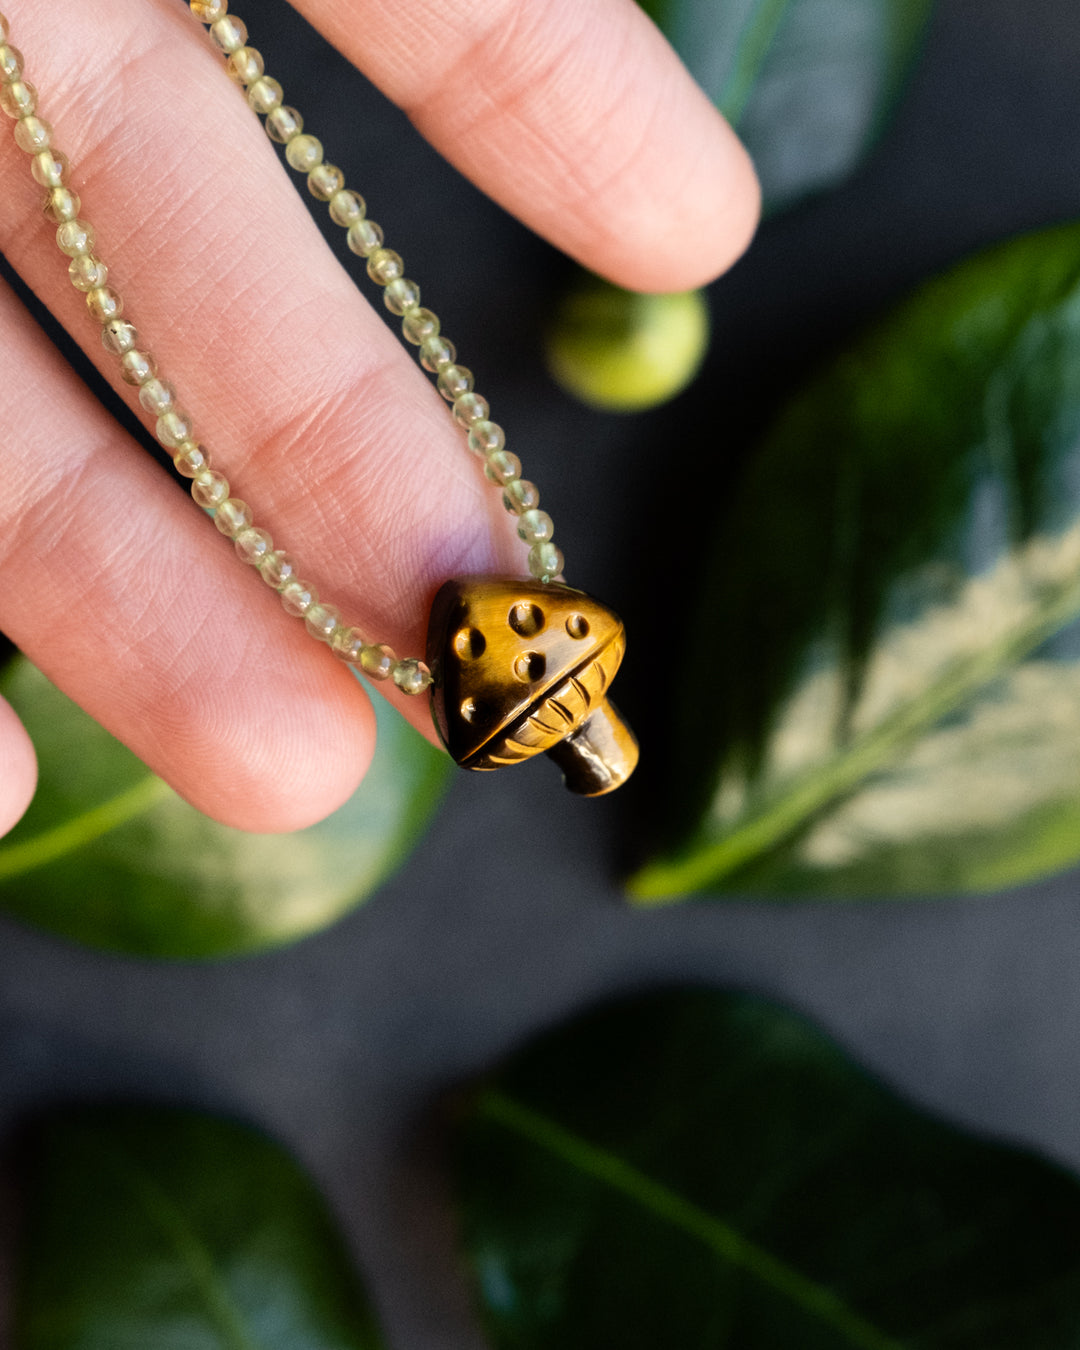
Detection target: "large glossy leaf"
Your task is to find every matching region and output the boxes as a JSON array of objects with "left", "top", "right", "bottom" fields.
[
  {"left": 639, "top": 0, "right": 934, "bottom": 213},
  {"left": 0, "top": 656, "right": 451, "bottom": 957},
  {"left": 631, "top": 222, "right": 1080, "bottom": 901},
  {"left": 455, "top": 989, "right": 1080, "bottom": 1349},
  {"left": 14, "top": 1106, "right": 385, "bottom": 1350}
]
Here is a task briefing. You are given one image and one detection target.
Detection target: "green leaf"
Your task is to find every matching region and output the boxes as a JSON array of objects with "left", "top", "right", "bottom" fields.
[
  {"left": 15, "top": 1106, "right": 385, "bottom": 1350},
  {"left": 0, "top": 656, "right": 451, "bottom": 956},
  {"left": 631, "top": 222, "right": 1080, "bottom": 901},
  {"left": 455, "top": 989, "right": 1080, "bottom": 1349},
  {"left": 643, "top": 0, "right": 935, "bottom": 213}
]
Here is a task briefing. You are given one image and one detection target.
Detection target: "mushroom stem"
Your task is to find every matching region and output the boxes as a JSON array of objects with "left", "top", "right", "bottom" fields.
[{"left": 545, "top": 699, "right": 639, "bottom": 796}]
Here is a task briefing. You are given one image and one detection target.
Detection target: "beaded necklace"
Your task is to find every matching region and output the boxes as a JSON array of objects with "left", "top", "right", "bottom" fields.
[{"left": 0, "top": 1, "right": 638, "bottom": 795}]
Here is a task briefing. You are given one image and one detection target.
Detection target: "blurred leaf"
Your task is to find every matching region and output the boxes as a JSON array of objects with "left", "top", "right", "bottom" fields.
[
  {"left": 456, "top": 988, "right": 1080, "bottom": 1349},
  {"left": 546, "top": 280, "right": 709, "bottom": 413},
  {"left": 0, "top": 657, "right": 451, "bottom": 956},
  {"left": 15, "top": 1106, "right": 385, "bottom": 1350},
  {"left": 641, "top": 0, "right": 935, "bottom": 213},
  {"left": 631, "top": 223, "right": 1080, "bottom": 900}
]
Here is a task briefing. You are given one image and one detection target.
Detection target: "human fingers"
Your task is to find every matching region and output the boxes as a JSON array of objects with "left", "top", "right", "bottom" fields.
[
  {"left": 290, "top": 0, "right": 761, "bottom": 292},
  {"left": 0, "top": 0, "right": 519, "bottom": 830},
  {"left": 0, "top": 692, "right": 36, "bottom": 839},
  {"left": 0, "top": 271, "right": 382, "bottom": 832}
]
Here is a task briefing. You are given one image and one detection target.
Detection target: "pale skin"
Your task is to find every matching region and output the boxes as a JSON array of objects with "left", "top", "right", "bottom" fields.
[{"left": 0, "top": 0, "right": 759, "bottom": 839}]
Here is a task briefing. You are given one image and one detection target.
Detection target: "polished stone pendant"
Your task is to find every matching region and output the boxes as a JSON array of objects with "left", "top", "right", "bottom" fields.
[{"left": 426, "top": 576, "right": 638, "bottom": 796}]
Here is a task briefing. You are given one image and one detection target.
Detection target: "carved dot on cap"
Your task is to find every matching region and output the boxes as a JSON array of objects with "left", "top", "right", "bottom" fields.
[
  {"left": 566, "top": 614, "right": 590, "bottom": 639},
  {"left": 454, "top": 626, "right": 486, "bottom": 660},
  {"left": 514, "top": 651, "right": 546, "bottom": 683},
  {"left": 508, "top": 601, "right": 544, "bottom": 637}
]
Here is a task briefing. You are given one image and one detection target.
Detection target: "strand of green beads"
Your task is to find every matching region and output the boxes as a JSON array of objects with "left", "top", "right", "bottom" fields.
[
  {"left": 188, "top": 0, "right": 566, "bottom": 586},
  {"left": 0, "top": 9, "right": 432, "bottom": 695}
]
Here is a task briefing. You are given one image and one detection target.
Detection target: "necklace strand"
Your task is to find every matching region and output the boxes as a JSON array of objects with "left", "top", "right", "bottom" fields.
[{"left": 0, "top": 1, "right": 566, "bottom": 697}]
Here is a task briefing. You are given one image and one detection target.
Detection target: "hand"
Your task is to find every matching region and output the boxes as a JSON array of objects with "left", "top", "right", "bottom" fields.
[{"left": 0, "top": 0, "right": 759, "bottom": 838}]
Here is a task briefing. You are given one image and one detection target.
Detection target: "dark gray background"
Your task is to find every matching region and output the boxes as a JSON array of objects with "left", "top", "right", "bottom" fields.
[{"left": 3, "top": 1, "right": 1080, "bottom": 1345}]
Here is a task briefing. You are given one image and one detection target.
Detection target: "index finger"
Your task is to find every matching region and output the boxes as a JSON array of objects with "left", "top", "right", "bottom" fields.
[{"left": 290, "top": 0, "right": 761, "bottom": 292}]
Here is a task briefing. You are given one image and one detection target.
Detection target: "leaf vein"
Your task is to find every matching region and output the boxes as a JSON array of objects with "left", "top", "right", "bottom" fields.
[
  {"left": 0, "top": 776, "right": 171, "bottom": 882},
  {"left": 479, "top": 1088, "right": 904, "bottom": 1350},
  {"left": 719, "top": 0, "right": 795, "bottom": 125},
  {"left": 85, "top": 1133, "right": 263, "bottom": 1350}
]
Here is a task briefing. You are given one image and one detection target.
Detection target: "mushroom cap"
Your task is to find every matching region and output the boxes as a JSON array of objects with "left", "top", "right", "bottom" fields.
[{"left": 426, "top": 576, "right": 627, "bottom": 771}]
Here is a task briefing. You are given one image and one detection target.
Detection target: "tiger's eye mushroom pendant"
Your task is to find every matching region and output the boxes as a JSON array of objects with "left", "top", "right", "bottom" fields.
[{"left": 426, "top": 577, "right": 638, "bottom": 796}]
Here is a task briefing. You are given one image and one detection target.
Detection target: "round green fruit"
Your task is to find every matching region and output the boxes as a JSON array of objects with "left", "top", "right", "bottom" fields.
[{"left": 545, "top": 276, "right": 710, "bottom": 413}]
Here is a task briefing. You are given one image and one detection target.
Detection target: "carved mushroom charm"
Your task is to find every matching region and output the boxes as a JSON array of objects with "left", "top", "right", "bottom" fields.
[{"left": 426, "top": 576, "right": 638, "bottom": 796}]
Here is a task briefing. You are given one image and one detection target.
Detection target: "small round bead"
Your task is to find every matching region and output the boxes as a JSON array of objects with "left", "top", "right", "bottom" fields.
[
  {"left": 328, "top": 188, "right": 365, "bottom": 227},
  {"left": 393, "top": 658, "right": 433, "bottom": 696},
  {"left": 284, "top": 133, "right": 323, "bottom": 172},
  {"left": 138, "top": 378, "right": 177, "bottom": 416},
  {"left": 304, "top": 602, "right": 341, "bottom": 643},
  {"left": 331, "top": 626, "right": 365, "bottom": 664},
  {"left": 484, "top": 450, "right": 522, "bottom": 486},
  {"left": 69, "top": 255, "right": 108, "bottom": 293},
  {"left": 517, "top": 508, "right": 555, "bottom": 545},
  {"left": 384, "top": 278, "right": 420, "bottom": 316},
  {"left": 157, "top": 410, "right": 195, "bottom": 450},
  {"left": 360, "top": 644, "right": 396, "bottom": 681},
  {"left": 467, "top": 420, "right": 505, "bottom": 456},
  {"left": 420, "top": 336, "right": 456, "bottom": 373},
  {"left": 502, "top": 479, "right": 540, "bottom": 515},
  {"left": 402, "top": 307, "right": 440, "bottom": 346},
  {"left": 247, "top": 76, "right": 283, "bottom": 115},
  {"left": 366, "top": 247, "right": 404, "bottom": 286},
  {"left": 235, "top": 526, "right": 273, "bottom": 566},
  {"left": 209, "top": 15, "right": 247, "bottom": 53},
  {"left": 307, "top": 162, "right": 344, "bottom": 201},
  {"left": 264, "top": 105, "right": 302, "bottom": 143},
  {"left": 214, "top": 498, "right": 253, "bottom": 538},
  {"left": 173, "top": 443, "right": 210, "bottom": 478},
  {"left": 503, "top": 481, "right": 542, "bottom": 515},
  {"left": 86, "top": 286, "right": 123, "bottom": 323},
  {"left": 436, "top": 364, "right": 474, "bottom": 401},
  {"left": 42, "top": 186, "right": 80, "bottom": 223},
  {"left": 528, "top": 541, "right": 564, "bottom": 582},
  {"left": 55, "top": 219, "right": 94, "bottom": 257},
  {"left": 14, "top": 115, "right": 52, "bottom": 153},
  {"left": 191, "top": 469, "right": 230, "bottom": 509},
  {"left": 0, "top": 79, "right": 35, "bottom": 119},
  {"left": 452, "top": 393, "right": 489, "bottom": 428},
  {"left": 260, "top": 550, "right": 299, "bottom": 589},
  {"left": 280, "top": 579, "right": 318, "bottom": 618},
  {"left": 226, "top": 46, "right": 264, "bottom": 85},
  {"left": 0, "top": 43, "right": 23, "bottom": 82},
  {"left": 346, "top": 218, "right": 383, "bottom": 257},
  {"left": 31, "top": 149, "right": 69, "bottom": 188},
  {"left": 100, "top": 320, "right": 138, "bottom": 355},
  {"left": 190, "top": 0, "right": 228, "bottom": 22},
  {"left": 119, "top": 349, "right": 156, "bottom": 386}
]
